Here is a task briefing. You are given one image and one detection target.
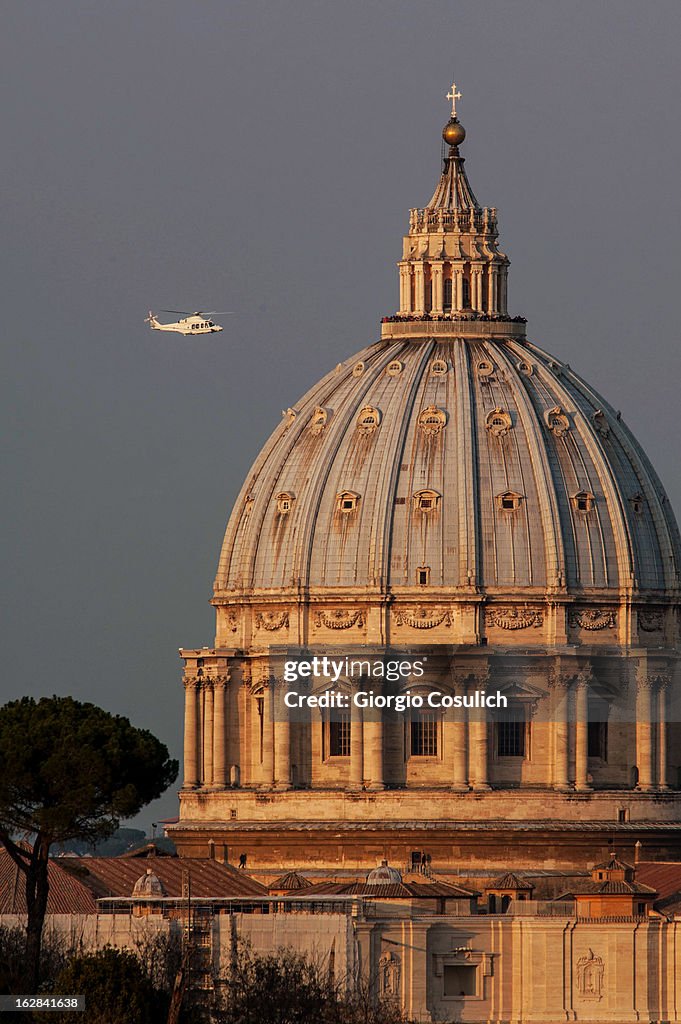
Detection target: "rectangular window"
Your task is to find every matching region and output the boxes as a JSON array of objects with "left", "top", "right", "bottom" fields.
[
  {"left": 256, "top": 697, "right": 264, "bottom": 764},
  {"left": 588, "top": 698, "right": 609, "bottom": 760},
  {"left": 443, "top": 964, "right": 477, "bottom": 997},
  {"left": 587, "top": 720, "right": 608, "bottom": 759},
  {"left": 329, "top": 713, "right": 351, "bottom": 757},
  {"left": 411, "top": 712, "right": 438, "bottom": 756},
  {"left": 496, "top": 706, "right": 526, "bottom": 757}
]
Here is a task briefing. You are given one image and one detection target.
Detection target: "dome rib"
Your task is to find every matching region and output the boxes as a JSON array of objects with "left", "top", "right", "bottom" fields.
[
  {"left": 372, "top": 341, "right": 434, "bottom": 594},
  {"left": 493, "top": 343, "right": 566, "bottom": 588},
  {"left": 453, "top": 342, "right": 480, "bottom": 586}
]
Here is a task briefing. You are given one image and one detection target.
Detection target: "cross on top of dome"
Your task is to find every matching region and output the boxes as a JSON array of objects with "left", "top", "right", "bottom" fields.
[{"left": 446, "top": 81, "right": 462, "bottom": 118}]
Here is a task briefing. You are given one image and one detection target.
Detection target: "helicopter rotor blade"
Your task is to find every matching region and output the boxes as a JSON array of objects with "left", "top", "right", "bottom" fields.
[
  {"left": 198, "top": 311, "right": 235, "bottom": 317},
  {"left": 160, "top": 309, "right": 190, "bottom": 315}
]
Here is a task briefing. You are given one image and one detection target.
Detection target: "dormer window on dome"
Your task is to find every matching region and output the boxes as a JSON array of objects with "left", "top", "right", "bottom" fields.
[
  {"left": 546, "top": 406, "right": 570, "bottom": 436},
  {"left": 413, "top": 489, "right": 441, "bottom": 512},
  {"left": 486, "top": 408, "right": 512, "bottom": 437},
  {"left": 276, "top": 492, "right": 295, "bottom": 514},
  {"left": 309, "top": 406, "right": 328, "bottom": 435},
  {"left": 573, "top": 490, "right": 595, "bottom": 514},
  {"left": 497, "top": 491, "right": 523, "bottom": 512},
  {"left": 631, "top": 493, "right": 644, "bottom": 514},
  {"left": 418, "top": 406, "right": 447, "bottom": 435},
  {"left": 356, "top": 406, "right": 381, "bottom": 434},
  {"left": 337, "top": 490, "right": 360, "bottom": 513}
]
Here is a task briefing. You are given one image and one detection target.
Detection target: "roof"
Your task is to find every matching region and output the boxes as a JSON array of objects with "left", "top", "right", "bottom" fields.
[
  {"left": 556, "top": 879, "right": 657, "bottom": 899},
  {"left": 302, "top": 878, "right": 479, "bottom": 899},
  {"left": 592, "top": 854, "right": 634, "bottom": 872},
  {"left": 0, "top": 848, "right": 97, "bottom": 915},
  {"left": 486, "top": 872, "right": 534, "bottom": 892},
  {"left": 60, "top": 857, "right": 267, "bottom": 901},
  {"left": 636, "top": 862, "right": 681, "bottom": 917},
  {"left": 269, "top": 871, "right": 312, "bottom": 892}
]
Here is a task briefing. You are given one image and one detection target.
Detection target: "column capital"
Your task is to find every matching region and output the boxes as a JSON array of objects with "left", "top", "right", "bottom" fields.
[
  {"left": 547, "top": 668, "right": 576, "bottom": 691},
  {"left": 183, "top": 676, "right": 201, "bottom": 691}
]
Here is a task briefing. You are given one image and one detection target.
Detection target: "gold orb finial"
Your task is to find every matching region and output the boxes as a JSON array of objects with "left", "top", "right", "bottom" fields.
[{"left": 443, "top": 118, "right": 466, "bottom": 147}]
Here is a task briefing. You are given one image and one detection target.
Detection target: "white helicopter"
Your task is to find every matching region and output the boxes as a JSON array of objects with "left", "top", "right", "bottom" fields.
[{"left": 145, "top": 309, "right": 232, "bottom": 335}]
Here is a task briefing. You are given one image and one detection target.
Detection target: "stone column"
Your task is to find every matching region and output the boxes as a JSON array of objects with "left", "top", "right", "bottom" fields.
[
  {"left": 499, "top": 265, "right": 509, "bottom": 314},
  {"left": 449, "top": 704, "right": 468, "bottom": 791},
  {"left": 183, "top": 678, "right": 200, "bottom": 788},
  {"left": 551, "top": 673, "right": 570, "bottom": 791},
  {"left": 203, "top": 682, "right": 214, "bottom": 787},
  {"left": 658, "top": 678, "right": 669, "bottom": 789},
  {"left": 262, "top": 681, "right": 275, "bottom": 787},
  {"left": 488, "top": 266, "right": 498, "bottom": 313},
  {"left": 413, "top": 263, "right": 425, "bottom": 315},
  {"left": 365, "top": 708, "right": 385, "bottom": 790},
  {"left": 468, "top": 685, "right": 490, "bottom": 790},
  {"left": 274, "top": 680, "right": 291, "bottom": 789},
  {"left": 213, "top": 676, "right": 228, "bottom": 788},
  {"left": 472, "top": 268, "right": 482, "bottom": 311},
  {"left": 399, "top": 265, "right": 411, "bottom": 313},
  {"left": 454, "top": 268, "right": 463, "bottom": 311},
  {"left": 350, "top": 697, "right": 364, "bottom": 790},
  {"left": 636, "top": 674, "right": 655, "bottom": 791},
  {"left": 574, "top": 674, "right": 591, "bottom": 791},
  {"left": 431, "top": 262, "right": 444, "bottom": 314}
]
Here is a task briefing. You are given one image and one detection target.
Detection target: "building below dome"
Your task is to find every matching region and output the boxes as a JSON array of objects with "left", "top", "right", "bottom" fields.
[{"left": 169, "top": 91, "right": 681, "bottom": 877}]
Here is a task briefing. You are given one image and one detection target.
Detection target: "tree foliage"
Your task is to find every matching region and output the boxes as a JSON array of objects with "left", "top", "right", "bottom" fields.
[
  {"left": 0, "top": 696, "right": 178, "bottom": 990},
  {"left": 53, "top": 948, "right": 160, "bottom": 1024},
  {"left": 216, "top": 942, "right": 413, "bottom": 1024}
]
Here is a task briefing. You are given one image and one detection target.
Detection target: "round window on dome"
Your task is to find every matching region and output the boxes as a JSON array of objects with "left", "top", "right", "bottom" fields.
[
  {"left": 356, "top": 405, "right": 381, "bottom": 434},
  {"left": 477, "top": 360, "right": 495, "bottom": 378},
  {"left": 430, "top": 359, "right": 448, "bottom": 376},
  {"left": 418, "top": 406, "right": 447, "bottom": 436},
  {"left": 486, "top": 408, "right": 512, "bottom": 437},
  {"left": 386, "top": 360, "right": 403, "bottom": 377},
  {"left": 352, "top": 361, "right": 365, "bottom": 378}
]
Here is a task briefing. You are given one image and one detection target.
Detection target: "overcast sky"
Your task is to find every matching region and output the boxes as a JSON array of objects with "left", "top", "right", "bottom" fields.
[{"left": 1, "top": 0, "right": 680, "bottom": 830}]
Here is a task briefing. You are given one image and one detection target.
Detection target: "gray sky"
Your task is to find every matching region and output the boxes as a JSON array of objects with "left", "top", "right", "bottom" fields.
[{"left": 2, "top": 0, "right": 680, "bottom": 830}]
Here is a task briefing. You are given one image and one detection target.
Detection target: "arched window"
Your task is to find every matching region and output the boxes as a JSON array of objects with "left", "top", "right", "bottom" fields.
[{"left": 443, "top": 277, "right": 453, "bottom": 311}]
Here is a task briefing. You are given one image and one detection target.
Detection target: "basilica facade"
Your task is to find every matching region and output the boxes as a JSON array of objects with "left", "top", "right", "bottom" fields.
[{"left": 170, "top": 97, "right": 681, "bottom": 875}]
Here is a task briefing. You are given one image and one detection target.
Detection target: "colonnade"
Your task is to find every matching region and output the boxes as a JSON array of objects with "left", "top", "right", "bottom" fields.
[
  {"left": 398, "top": 260, "right": 508, "bottom": 316},
  {"left": 182, "top": 673, "right": 672, "bottom": 793}
]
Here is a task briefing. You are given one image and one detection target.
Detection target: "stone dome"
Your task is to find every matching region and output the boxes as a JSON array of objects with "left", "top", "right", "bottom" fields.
[
  {"left": 366, "top": 860, "right": 403, "bottom": 885},
  {"left": 215, "top": 335, "right": 680, "bottom": 599},
  {"left": 132, "top": 869, "right": 166, "bottom": 898}
]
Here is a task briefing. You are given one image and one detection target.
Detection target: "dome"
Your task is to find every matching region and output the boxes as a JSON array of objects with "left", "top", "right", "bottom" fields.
[
  {"left": 366, "top": 860, "right": 403, "bottom": 885},
  {"left": 172, "top": 88, "right": 681, "bottom": 870},
  {"left": 215, "top": 336, "right": 680, "bottom": 598},
  {"left": 132, "top": 869, "right": 166, "bottom": 898}
]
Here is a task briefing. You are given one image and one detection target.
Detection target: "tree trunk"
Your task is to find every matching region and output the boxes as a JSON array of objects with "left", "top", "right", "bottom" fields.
[{"left": 24, "top": 835, "right": 51, "bottom": 992}]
